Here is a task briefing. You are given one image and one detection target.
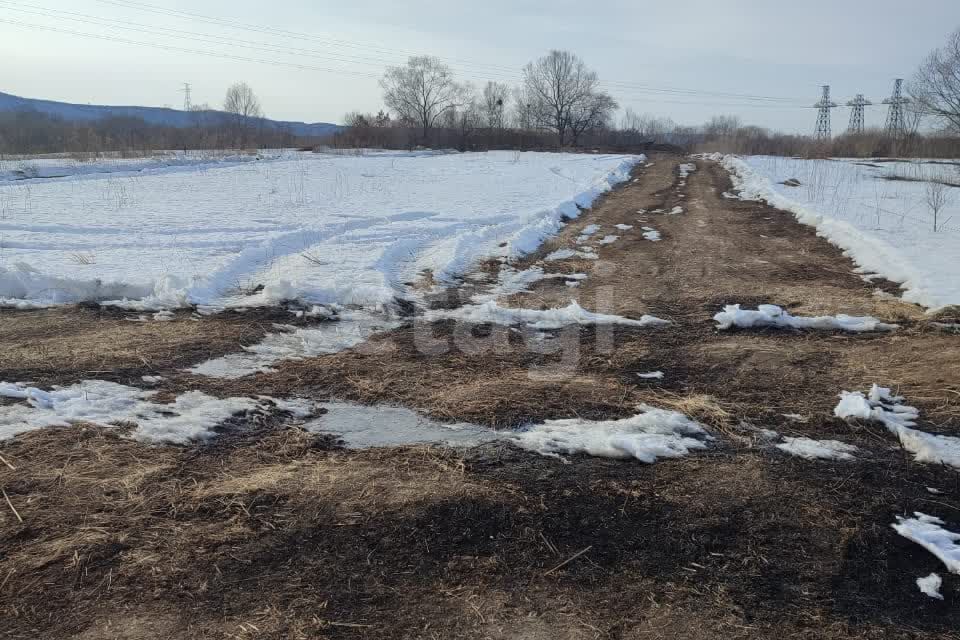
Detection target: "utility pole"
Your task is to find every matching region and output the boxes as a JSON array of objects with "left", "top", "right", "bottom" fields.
[
  {"left": 813, "top": 85, "right": 837, "bottom": 139},
  {"left": 846, "top": 94, "right": 872, "bottom": 134},
  {"left": 180, "top": 82, "right": 192, "bottom": 111},
  {"left": 883, "top": 79, "right": 910, "bottom": 139}
]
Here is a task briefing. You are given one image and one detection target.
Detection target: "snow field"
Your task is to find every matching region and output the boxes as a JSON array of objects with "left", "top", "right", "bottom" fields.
[
  {"left": 0, "top": 150, "right": 641, "bottom": 310},
  {"left": 716, "top": 154, "right": 960, "bottom": 311}
]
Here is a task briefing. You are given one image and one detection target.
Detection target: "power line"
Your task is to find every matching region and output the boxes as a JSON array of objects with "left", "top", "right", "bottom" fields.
[
  {"left": 0, "top": 13, "right": 813, "bottom": 111},
  {"left": 79, "top": 0, "right": 808, "bottom": 104}
]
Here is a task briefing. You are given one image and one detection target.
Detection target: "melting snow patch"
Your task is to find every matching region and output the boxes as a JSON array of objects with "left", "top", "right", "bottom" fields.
[
  {"left": 511, "top": 406, "right": 711, "bottom": 463},
  {"left": 679, "top": 163, "right": 696, "bottom": 178},
  {"left": 835, "top": 385, "right": 960, "bottom": 469},
  {"left": 471, "top": 266, "right": 546, "bottom": 303},
  {"left": 776, "top": 437, "right": 858, "bottom": 461},
  {"left": 714, "top": 304, "right": 898, "bottom": 333},
  {"left": 893, "top": 513, "right": 960, "bottom": 574},
  {"left": 917, "top": 573, "right": 944, "bottom": 600},
  {"left": 424, "top": 300, "right": 670, "bottom": 330},
  {"left": 642, "top": 228, "right": 661, "bottom": 242},
  {"left": 667, "top": 206, "right": 684, "bottom": 215},
  {"left": 597, "top": 235, "right": 619, "bottom": 245},
  {"left": 189, "top": 311, "right": 399, "bottom": 379},
  {"left": 576, "top": 224, "right": 602, "bottom": 244},
  {"left": 615, "top": 224, "right": 634, "bottom": 231},
  {"left": 637, "top": 371, "right": 665, "bottom": 379},
  {"left": 0, "top": 380, "right": 297, "bottom": 444},
  {"left": 304, "top": 402, "right": 496, "bottom": 449}
]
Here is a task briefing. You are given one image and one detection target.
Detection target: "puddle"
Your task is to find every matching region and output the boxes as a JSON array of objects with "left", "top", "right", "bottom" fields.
[{"left": 304, "top": 402, "right": 499, "bottom": 449}]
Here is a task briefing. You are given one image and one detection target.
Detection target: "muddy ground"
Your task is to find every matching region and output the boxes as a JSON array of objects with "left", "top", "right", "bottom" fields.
[{"left": 1, "top": 155, "right": 959, "bottom": 639}]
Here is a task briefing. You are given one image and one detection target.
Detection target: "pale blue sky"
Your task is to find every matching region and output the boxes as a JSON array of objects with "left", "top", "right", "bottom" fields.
[{"left": 2, "top": 0, "right": 958, "bottom": 132}]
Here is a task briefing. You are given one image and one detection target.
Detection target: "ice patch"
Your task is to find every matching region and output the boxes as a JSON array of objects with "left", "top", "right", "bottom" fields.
[
  {"left": 776, "top": 437, "right": 858, "bottom": 461},
  {"left": 511, "top": 406, "right": 711, "bottom": 463},
  {"left": 0, "top": 380, "right": 297, "bottom": 444},
  {"left": 893, "top": 513, "right": 960, "bottom": 574},
  {"left": 545, "top": 249, "right": 577, "bottom": 261},
  {"left": 917, "top": 573, "right": 944, "bottom": 600},
  {"left": 189, "top": 311, "right": 400, "bottom": 379},
  {"left": 423, "top": 300, "right": 670, "bottom": 330},
  {"left": 304, "top": 402, "right": 497, "bottom": 449},
  {"left": 714, "top": 304, "right": 898, "bottom": 333}
]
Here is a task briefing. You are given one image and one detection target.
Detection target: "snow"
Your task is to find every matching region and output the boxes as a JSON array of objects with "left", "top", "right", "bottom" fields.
[
  {"left": 189, "top": 311, "right": 399, "bottom": 379},
  {"left": 892, "top": 513, "right": 960, "bottom": 574},
  {"left": 776, "top": 437, "right": 858, "bottom": 461},
  {"left": 835, "top": 385, "right": 960, "bottom": 469},
  {"left": 0, "top": 379, "right": 298, "bottom": 444},
  {"left": 668, "top": 206, "right": 684, "bottom": 215},
  {"left": 678, "top": 163, "right": 696, "bottom": 178},
  {"left": 615, "top": 224, "right": 634, "bottom": 231},
  {"left": 714, "top": 304, "right": 898, "bottom": 332},
  {"left": 304, "top": 402, "right": 496, "bottom": 449},
  {"left": 0, "top": 151, "right": 640, "bottom": 309},
  {"left": 637, "top": 371, "right": 665, "bottom": 379},
  {"left": 423, "top": 300, "right": 670, "bottom": 330},
  {"left": 917, "top": 573, "right": 944, "bottom": 600},
  {"left": 718, "top": 154, "right": 960, "bottom": 311},
  {"left": 511, "top": 406, "right": 712, "bottom": 463},
  {"left": 641, "top": 228, "right": 662, "bottom": 242},
  {"left": 597, "top": 235, "right": 619, "bottom": 245},
  {"left": 576, "top": 223, "right": 602, "bottom": 244},
  {"left": 0, "top": 151, "right": 271, "bottom": 184}
]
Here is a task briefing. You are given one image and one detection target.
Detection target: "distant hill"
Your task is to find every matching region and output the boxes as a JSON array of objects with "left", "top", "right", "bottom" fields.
[{"left": 0, "top": 91, "right": 341, "bottom": 138}]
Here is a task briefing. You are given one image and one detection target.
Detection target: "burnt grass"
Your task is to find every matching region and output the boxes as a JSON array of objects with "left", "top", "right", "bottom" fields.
[{"left": 1, "top": 155, "right": 960, "bottom": 639}]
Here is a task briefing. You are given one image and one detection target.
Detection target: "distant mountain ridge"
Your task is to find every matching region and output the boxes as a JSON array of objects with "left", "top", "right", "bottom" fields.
[{"left": 0, "top": 91, "right": 341, "bottom": 138}]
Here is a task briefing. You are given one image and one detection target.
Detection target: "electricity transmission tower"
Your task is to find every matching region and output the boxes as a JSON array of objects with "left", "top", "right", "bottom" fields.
[
  {"left": 813, "top": 85, "right": 837, "bottom": 139},
  {"left": 883, "top": 79, "right": 910, "bottom": 138},
  {"left": 180, "top": 82, "right": 192, "bottom": 111},
  {"left": 846, "top": 94, "right": 872, "bottom": 134}
]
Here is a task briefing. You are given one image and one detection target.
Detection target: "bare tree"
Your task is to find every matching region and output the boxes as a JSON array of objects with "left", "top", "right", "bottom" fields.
[
  {"left": 380, "top": 56, "right": 463, "bottom": 144},
  {"left": 223, "top": 82, "right": 263, "bottom": 147},
  {"left": 910, "top": 29, "right": 960, "bottom": 133},
  {"left": 704, "top": 115, "right": 743, "bottom": 139},
  {"left": 522, "top": 50, "right": 599, "bottom": 146},
  {"left": 926, "top": 180, "right": 954, "bottom": 232},
  {"left": 481, "top": 81, "right": 509, "bottom": 130},
  {"left": 569, "top": 91, "right": 617, "bottom": 146}
]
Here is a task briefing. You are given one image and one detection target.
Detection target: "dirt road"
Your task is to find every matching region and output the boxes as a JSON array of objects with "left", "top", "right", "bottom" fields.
[{"left": 1, "top": 155, "right": 959, "bottom": 639}]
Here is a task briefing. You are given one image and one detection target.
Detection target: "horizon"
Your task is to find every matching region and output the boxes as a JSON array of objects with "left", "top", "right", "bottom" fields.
[{"left": 2, "top": 0, "right": 959, "bottom": 134}]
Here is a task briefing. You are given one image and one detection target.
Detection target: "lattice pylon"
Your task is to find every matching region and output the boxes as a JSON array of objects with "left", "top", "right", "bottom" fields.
[
  {"left": 814, "top": 85, "right": 838, "bottom": 139},
  {"left": 846, "top": 94, "right": 872, "bottom": 134},
  {"left": 883, "top": 79, "right": 910, "bottom": 139}
]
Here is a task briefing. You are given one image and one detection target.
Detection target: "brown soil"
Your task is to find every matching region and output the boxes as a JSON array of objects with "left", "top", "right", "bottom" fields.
[{"left": 1, "top": 154, "right": 959, "bottom": 639}]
